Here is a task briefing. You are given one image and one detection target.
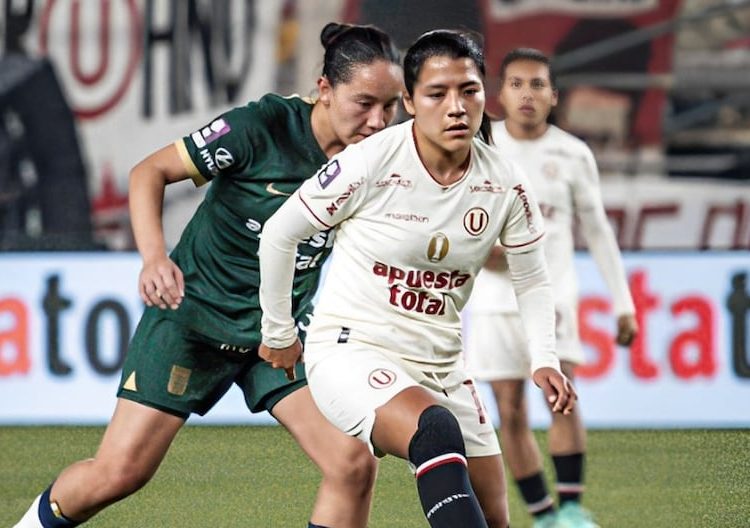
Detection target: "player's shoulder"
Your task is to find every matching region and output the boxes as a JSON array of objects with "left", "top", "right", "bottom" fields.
[
  {"left": 352, "top": 119, "right": 411, "bottom": 159},
  {"left": 245, "top": 93, "right": 311, "bottom": 120},
  {"left": 546, "top": 124, "right": 594, "bottom": 158},
  {"left": 472, "top": 133, "right": 518, "bottom": 181}
]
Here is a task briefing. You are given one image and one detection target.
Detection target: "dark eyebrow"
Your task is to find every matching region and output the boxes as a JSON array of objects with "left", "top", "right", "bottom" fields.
[{"left": 424, "top": 80, "right": 482, "bottom": 90}]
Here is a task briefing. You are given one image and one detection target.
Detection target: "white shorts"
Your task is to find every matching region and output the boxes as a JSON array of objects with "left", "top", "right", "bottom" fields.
[
  {"left": 463, "top": 305, "right": 583, "bottom": 381},
  {"left": 303, "top": 340, "right": 500, "bottom": 458}
]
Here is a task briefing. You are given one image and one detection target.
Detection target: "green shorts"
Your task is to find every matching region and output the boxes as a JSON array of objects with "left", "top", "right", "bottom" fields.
[{"left": 116, "top": 308, "right": 306, "bottom": 419}]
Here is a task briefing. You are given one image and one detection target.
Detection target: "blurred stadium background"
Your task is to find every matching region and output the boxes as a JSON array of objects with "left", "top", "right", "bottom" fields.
[{"left": 0, "top": 1, "right": 749, "bottom": 524}]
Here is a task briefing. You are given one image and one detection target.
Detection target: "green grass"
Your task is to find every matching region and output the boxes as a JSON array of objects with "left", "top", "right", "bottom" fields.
[{"left": 1, "top": 427, "right": 748, "bottom": 527}]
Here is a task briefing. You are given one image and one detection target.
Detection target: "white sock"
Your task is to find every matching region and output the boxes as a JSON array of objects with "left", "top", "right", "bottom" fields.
[{"left": 13, "top": 493, "right": 44, "bottom": 528}]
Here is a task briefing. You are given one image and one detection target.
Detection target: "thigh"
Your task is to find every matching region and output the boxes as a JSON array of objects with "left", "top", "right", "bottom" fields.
[
  {"left": 237, "top": 360, "right": 307, "bottom": 413},
  {"left": 118, "top": 309, "right": 243, "bottom": 417},
  {"left": 304, "top": 341, "right": 421, "bottom": 454},
  {"left": 464, "top": 313, "right": 530, "bottom": 381}
]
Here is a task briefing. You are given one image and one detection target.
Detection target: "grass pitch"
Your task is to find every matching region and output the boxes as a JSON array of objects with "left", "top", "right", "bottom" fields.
[{"left": 1, "top": 427, "right": 748, "bottom": 527}]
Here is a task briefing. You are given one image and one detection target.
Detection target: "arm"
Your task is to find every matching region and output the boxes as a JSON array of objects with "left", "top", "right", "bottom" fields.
[
  {"left": 258, "top": 193, "right": 321, "bottom": 377},
  {"left": 128, "top": 143, "right": 191, "bottom": 309},
  {"left": 574, "top": 149, "right": 637, "bottom": 346},
  {"left": 507, "top": 246, "right": 576, "bottom": 414}
]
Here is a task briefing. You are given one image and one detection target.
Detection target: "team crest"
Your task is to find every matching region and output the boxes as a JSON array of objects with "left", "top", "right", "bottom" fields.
[
  {"left": 463, "top": 207, "right": 489, "bottom": 236},
  {"left": 368, "top": 368, "right": 397, "bottom": 388},
  {"left": 427, "top": 233, "right": 450, "bottom": 262}
]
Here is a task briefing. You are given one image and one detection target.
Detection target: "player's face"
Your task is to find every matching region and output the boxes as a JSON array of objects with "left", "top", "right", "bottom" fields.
[
  {"left": 499, "top": 59, "right": 558, "bottom": 131},
  {"left": 323, "top": 60, "right": 404, "bottom": 145},
  {"left": 404, "top": 56, "right": 485, "bottom": 157}
]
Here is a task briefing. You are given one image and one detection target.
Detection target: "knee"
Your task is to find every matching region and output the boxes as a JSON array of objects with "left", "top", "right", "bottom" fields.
[
  {"left": 498, "top": 397, "right": 529, "bottom": 433},
  {"left": 320, "top": 443, "right": 378, "bottom": 494},
  {"left": 95, "top": 459, "right": 154, "bottom": 500},
  {"left": 408, "top": 405, "right": 465, "bottom": 467}
]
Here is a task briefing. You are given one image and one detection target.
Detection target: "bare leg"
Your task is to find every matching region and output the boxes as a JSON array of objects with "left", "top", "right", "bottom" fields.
[
  {"left": 491, "top": 379, "right": 544, "bottom": 479},
  {"left": 547, "top": 362, "right": 586, "bottom": 455},
  {"left": 51, "top": 398, "right": 184, "bottom": 521},
  {"left": 467, "top": 455, "right": 509, "bottom": 528},
  {"left": 273, "top": 387, "right": 377, "bottom": 528}
]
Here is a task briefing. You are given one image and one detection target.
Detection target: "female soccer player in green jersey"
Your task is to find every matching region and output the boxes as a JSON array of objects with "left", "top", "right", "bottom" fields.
[{"left": 14, "top": 23, "right": 404, "bottom": 528}]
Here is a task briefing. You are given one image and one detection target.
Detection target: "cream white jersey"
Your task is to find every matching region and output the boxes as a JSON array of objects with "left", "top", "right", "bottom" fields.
[
  {"left": 293, "top": 120, "right": 547, "bottom": 371},
  {"left": 470, "top": 121, "right": 634, "bottom": 316}
]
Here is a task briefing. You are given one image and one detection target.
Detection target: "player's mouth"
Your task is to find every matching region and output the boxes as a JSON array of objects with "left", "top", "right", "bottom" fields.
[
  {"left": 519, "top": 104, "right": 535, "bottom": 114},
  {"left": 445, "top": 123, "right": 470, "bottom": 136}
]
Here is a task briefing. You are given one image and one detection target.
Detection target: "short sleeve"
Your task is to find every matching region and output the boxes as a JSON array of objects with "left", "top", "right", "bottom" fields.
[{"left": 177, "top": 107, "right": 254, "bottom": 186}]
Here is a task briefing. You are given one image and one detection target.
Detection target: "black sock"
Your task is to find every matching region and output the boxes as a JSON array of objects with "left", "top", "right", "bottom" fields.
[
  {"left": 552, "top": 453, "right": 585, "bottom": 504},
  {"left": 38, "top": 485, "right": 79, "bottom": 527},
  {"left": 307, "top": 524, "right": 330, "bottom": 528},
  {"left": 516, "top": 472, "right": 555, "bottom": 517},
  {"left": 415, "top": 456, "right": 488, "bottom": 527}
]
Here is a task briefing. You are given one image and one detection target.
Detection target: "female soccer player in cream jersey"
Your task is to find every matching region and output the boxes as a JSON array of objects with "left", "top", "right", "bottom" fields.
[
  {"left": 464, "top": 48, "right": 637, "bottom": 528},
  {"left": 258, "top": 31, "right": 577, "bottom": 528}
]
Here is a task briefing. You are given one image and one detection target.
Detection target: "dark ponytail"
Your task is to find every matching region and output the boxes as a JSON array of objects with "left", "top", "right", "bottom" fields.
[{"left": 320, "top": 22, "right": 400, "bottom": 87}]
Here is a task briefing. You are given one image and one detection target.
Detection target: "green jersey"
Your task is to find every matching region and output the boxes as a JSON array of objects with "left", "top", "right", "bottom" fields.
[{"left": 168, "top": 94, "right": 331, "bottom": 346}]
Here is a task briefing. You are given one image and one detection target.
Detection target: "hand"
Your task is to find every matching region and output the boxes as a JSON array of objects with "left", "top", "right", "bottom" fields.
[
  {"left": 532, "top": 367, "right": 577, "bottom": 415},
  {"left": 139, "top": 255, "right": 185, "bottom": 310},
  {"left": 616, "top": 313, "right": 638, "bottom": 347},
  {"left": 259, "top": 339, "right": 302, "bottom": 381}
]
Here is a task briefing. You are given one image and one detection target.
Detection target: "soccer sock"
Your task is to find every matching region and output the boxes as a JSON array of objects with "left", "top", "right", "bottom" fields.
[
  {"left": 516, "top": 472, "right": 555, "bottom": 517},
  {"left": 307, "top": 524, "right": 330, "bottom": 528},
  {"left": 409, "top": 406, "right": 488, "bottom": 528},
  {"left": 37, "top": 485, "right": 79, "bottom": 527},
  {"left": 552, "top": 453, "right": 585, "bottom": 504}
]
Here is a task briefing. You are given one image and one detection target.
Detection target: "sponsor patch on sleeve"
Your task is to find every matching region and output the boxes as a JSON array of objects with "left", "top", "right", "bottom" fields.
[
  {"left": 190, "top": 118, "right": 231, "bottom": 148},
  {"left": 316, "top": 159, "right": 341, "bottom": 189}
]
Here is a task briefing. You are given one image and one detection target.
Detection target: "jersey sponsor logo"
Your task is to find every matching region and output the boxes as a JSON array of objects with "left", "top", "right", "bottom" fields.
[
  {"left": 368, "top": 368, "right": 397, "bottom": 388},
  {"left": 266, "top": 183, "right": 292, "bottom": 197},
  {"left": 513, "top": 184, "right": 539, "bottom": 234},
  {"left": 316, "top": 159, "right": 341, "bottom": 189},
  {"left": 388, "top": 285, "right": 448, "bottom": 315},
  {"left": 542, "top": 161, "right": 559, "bottom": 179},
  {"left": 372, "top": 261, "right": 470, "bottom": 289},
  {"left": 200, "top": 148, "right": 219, "bottom": 176},
  {"left": 214, "top": 147, "right": 234, "bottom": 170},
  {"left": 469, "top": 180, "right": 505, "bottom": 193},
  {"left": 190, "top": 118, "right": 231, "bottom": 148},
  {"left": 463, "top": 207, "right": 489, "bottom": 236},
  {"left": 245, "top": 218, "right": 262, "bottom": 232},
  {"left": 326, "top": 178, "right": 364, "bottom": 216},
  {"left": 375, "top": 173, "right": 413, "bottom": 189},
  {"left": 385, "top": 212, "right": 429, "bottom": 223},
  {"left": 219, "top": 343, "right": 252, "bottom": 354},
  {"left": 427, "top": 233, "right": 450, "bottom": 262}
]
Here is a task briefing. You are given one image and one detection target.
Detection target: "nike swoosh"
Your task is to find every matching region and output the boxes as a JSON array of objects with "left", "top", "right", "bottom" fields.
[{"left": 266, "top": 183, "right": 292, "bottom": 197}]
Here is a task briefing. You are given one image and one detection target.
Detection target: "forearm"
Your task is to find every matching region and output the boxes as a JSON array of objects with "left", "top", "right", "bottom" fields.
[
  {"left": 129, "top": 162, "right": 169, "bottom": 263},
  {"left": 580, "top": 209, "right": 635, "bottom": 315},
  {"left": 259, "top": 194, "right": 320, "bottom": 348},
  {"left": 506, "top": 246, "right": 560, "bottom": 373}
]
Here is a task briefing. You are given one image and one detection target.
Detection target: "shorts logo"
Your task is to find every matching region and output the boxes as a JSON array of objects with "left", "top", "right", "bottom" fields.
[
  {"left": 463, "top": 207, "right": 488, "bottom": 236},
  {"left": 317, "top": 159, "right": 341, "bottom": 189},
  {"left": 191, "top": 118, "right": 231, "bottom": 148},
  {"left": 368, "top": 368, "right": 397, "bottom": 388},
  {"left": 214, "top": 147, "right": 234, "bottom": 170},
  {"left": 426, "top": 233, "right": 450, "bottom": 262},
  {"left": 168, "top": 365, "right": 191, "bottom": 396}
]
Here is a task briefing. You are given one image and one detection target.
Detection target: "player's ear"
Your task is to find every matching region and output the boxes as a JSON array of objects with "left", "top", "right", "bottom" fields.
[
  {"left": 317, "top": 75, "right": 333, "bottom": 107},
  {"left": 402, "top": 93, "right": 416, "bottom": 116}
]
